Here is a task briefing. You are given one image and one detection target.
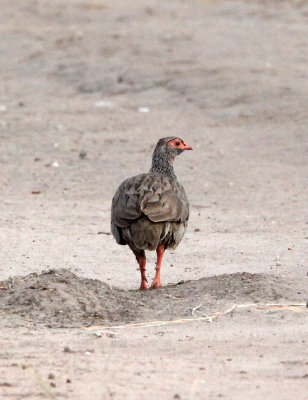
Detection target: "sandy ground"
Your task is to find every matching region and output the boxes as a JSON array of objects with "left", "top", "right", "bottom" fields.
[{"left": 0, "top": 0, "right": 308, "bottom": 398}]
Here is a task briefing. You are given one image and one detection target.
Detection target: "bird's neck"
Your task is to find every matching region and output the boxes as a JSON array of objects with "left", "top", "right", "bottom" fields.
[{"left": 150, "top": 149, "right": 176, "bottom": 179}]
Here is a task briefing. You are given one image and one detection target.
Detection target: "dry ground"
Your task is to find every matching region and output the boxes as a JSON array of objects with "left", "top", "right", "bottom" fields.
[{"left": 0, "top": 0, "right": 307, "bottom": 399}]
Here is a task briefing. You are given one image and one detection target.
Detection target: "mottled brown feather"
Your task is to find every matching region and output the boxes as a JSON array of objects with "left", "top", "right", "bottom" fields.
[{"left": 111, "top": 172, "right": 189, "bottom": 251}]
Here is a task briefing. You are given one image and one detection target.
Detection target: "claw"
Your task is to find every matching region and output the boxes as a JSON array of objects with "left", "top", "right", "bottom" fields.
[
  {"left": 151, "top": 280, "right": 162, "bottom": 289},
  {"left": 139, "top": 283, "right": 148, "bottom": 290}
]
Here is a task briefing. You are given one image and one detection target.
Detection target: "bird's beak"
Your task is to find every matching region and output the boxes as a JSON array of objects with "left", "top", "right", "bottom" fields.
[{"left": 182, "top": 143, "right": 193, "bottom": 151}]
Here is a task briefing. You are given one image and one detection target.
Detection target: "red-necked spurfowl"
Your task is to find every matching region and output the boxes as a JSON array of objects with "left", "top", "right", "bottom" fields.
[{"left": 111, "top": 137, "right": 192, "bottom": 290}]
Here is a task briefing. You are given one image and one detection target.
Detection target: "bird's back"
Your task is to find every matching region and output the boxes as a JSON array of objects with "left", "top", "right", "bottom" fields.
[{"left": 111, "top": 172, "right": 189, "bottom": 251}]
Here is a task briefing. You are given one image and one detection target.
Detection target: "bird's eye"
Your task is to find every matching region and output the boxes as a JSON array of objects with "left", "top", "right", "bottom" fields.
[{"left": 175, "top": 141, "right": 180, "bottom": 146}]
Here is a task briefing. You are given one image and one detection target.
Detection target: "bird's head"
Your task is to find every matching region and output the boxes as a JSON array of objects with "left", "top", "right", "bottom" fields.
[{"left": 154, "top": 137, "right": 193, "bottom": 160}]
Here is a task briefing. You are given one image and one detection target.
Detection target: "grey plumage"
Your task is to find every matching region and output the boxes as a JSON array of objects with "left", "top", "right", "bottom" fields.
[{"left": 110, "top": 136, "right": 192, "bottom": 289}]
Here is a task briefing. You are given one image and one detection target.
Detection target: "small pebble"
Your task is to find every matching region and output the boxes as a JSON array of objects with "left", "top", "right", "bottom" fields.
[
  {"left": 79, "top": 150, "right": 87, "bottom": 159},
  {"left": 106, "top": 332, "right": 117, "bottom": 338},
  {"left": 50, "top": 382, "right": 56, "bottom": 388},
  {"left": 48, "top": 373, "right": 55, "bottom": 380},
  {"left": 138, "top": 107, "right": 149, "bottom": 113},
  {"left": 63, "top": 346, "right": 73, "bottom": 353},
  {"left": 94, "top": 100, "right": 114, "bottom": 108}
]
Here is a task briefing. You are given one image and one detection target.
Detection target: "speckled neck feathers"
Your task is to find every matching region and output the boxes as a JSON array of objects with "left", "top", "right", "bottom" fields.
[{"left": 150, "top": 146, "right": 176, "bottom": 179}]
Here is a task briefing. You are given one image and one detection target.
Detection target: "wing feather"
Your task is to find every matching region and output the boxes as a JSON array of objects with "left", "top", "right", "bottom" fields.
[{"left": 111, "top": 173, "right": 189, "bottom": 228}]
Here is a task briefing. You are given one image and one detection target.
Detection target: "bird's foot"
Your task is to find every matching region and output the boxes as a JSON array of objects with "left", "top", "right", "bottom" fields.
[
  {"left": 151, "top": 280, "right": 162, "bottom": 289},
  {"left": 139, "top": 281, "right": 148, "bottom": 290}
]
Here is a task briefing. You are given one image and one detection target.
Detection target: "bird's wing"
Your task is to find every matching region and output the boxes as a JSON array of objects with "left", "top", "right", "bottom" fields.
[{"left": 111, "top": 173, "right": 189, "bottom": 228}]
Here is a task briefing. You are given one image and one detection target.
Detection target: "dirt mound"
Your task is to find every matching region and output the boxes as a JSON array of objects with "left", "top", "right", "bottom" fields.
[
  {"left": 0, "top": 269, "right": 143, "bottom": 328},
  {"left": 0, "top": 269, "right": 306, "bottom": 328}
]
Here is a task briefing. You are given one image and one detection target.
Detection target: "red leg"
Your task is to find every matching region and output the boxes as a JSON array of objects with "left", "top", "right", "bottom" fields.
[
  {"left": 139, "top": 256, "right": 148, "bottom": 290},
  {"left": 152, "top": 244, "right": 165, "bottom": 289}
]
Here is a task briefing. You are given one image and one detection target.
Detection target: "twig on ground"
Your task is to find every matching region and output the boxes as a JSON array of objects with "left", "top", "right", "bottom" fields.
[
  {"left": 84, "top": 317, "right": 210, "bottom": 331},
  {"left": 96, "top": 330, "right": 119, "bottom": 336},
  {"left": 83, "top": 303, "right": 307, "bottom": 332},
  {"left": 33, "top": 370, "right": 57, "bottom": 399},
  {"left": 191, "top": 303, "right": 202, "bottom": 317}
]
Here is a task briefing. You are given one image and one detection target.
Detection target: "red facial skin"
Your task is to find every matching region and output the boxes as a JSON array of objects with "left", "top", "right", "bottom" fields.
[{"left": 167, "top": 138, "right": 193, "bottom": 151}]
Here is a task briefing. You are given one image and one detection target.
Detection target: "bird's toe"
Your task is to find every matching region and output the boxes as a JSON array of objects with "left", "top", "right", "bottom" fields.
[
  {"left": 151, "top": 280, "right": 163, "bottom": 289},
  {"left": 139, "top": 282, "right": 148, "bottom": 290}
]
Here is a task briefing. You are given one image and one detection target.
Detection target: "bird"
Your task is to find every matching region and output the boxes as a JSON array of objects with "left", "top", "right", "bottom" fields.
[{"left": 111, "top": 137, "right": 192, "bottom": 290}]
